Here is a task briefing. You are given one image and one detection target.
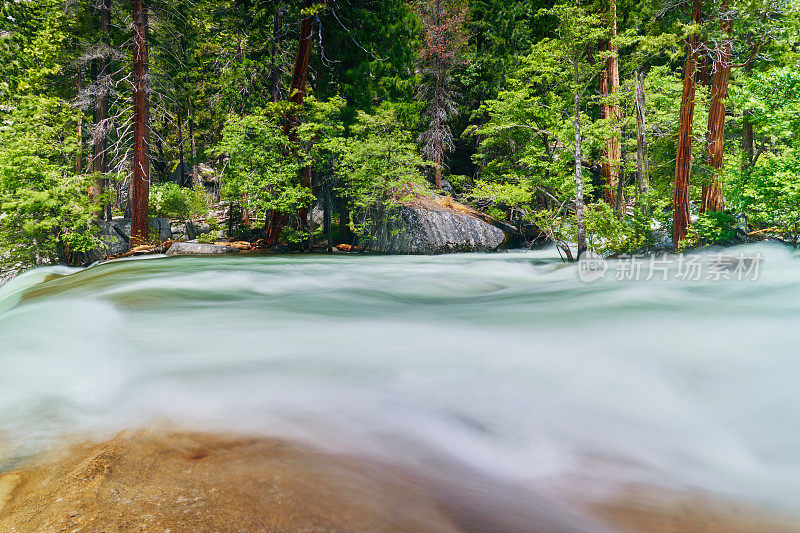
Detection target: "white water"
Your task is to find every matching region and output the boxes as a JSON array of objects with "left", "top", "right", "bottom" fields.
[{"left": 1, "top": 244, "right": 799, "bottom": 517}]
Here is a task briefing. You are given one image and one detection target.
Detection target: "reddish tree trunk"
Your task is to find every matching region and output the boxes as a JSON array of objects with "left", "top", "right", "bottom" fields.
[
  {"left": 672, "top": 0, "right": 703, "bottom": 247},
  {"left": 600, "top": 0, "right": 621, "bottom": 210},
  {"left": 131, "top": 0, "right": 151, "bottom": 247},
  {"left": 267, "top": 0, "right": 315, "bottom": 246},
  {"left": 701, "top": 13, "right": 733, "bottom": 213}
]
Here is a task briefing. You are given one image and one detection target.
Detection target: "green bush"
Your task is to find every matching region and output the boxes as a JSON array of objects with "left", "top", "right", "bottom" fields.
[
  {"left": 680, "top": 211, "right": 738, "bottom": 250},
  {"left": 585, "top": 202, "right": 652, "bottom": 255},
  {"left": 0, "top": 96, "right": 99, "bottom": 266},
  {"left": 149, "top": 182, "right": 211, "bottom": 224}
]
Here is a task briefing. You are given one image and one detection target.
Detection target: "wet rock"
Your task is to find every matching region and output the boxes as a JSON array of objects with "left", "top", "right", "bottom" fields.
[
  {"left": 111, "top": 217, "right": 173, "bottom": 243},
  {"left": 171, "top": 221, "right": 214, "bottom": 241},
  {"left": 94, "top": 220, "right": 129, "bottom": 258},
  {"left": 366, "top": 205, "right": 509, "bottom": 254},
  {"left": 165, "top": 242, "right": 239, "bottom": 256},
  {"left": 440, "top": 178, "right": 454, "bottom": 194}
]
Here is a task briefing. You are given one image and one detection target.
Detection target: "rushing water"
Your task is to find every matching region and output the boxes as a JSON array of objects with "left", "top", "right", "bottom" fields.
[{"left": 1, "top": 243, "right": 800, "bottom": 521}]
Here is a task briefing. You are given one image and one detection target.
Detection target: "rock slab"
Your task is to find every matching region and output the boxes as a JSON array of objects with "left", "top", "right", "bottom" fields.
[
  {"left": 165, "top": 242, "right": 239, "bottom": 255},
  {"left": 366, "top": 206, "right": 509, "bottom": 254}
]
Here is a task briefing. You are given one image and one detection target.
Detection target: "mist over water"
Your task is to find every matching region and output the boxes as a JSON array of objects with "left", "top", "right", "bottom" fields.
[{"left": 2, "top": 243, "right": 800, "bottom": 515}]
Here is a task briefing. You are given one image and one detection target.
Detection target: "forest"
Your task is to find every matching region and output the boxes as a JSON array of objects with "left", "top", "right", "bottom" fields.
[
  {"left": 0, "top": 0, "right": 798, "bottom": 268},
  {"left": 4, "top": 2, "right": 800, "bottom": 530}
]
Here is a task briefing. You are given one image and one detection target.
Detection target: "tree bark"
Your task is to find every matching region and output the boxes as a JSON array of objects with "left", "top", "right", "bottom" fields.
[
  {"left": 635, "top": 71, "right": 648, "bottom": 202},
  {"left": 93, "top": 0, "right": 111, "bottom": 220},
  {"left": 600, "top": 0, "right": 621, "bottom": 210},
  {"left": 672, "top": 0, "right": 703, "bottom": 247},
  {"left": 324, "top": 177, "right": 332, "bottom": 252},
  {"left": 701, "top": 8, "right": 732, "bottom": 213},
  {"left": 339, "top": 196, "right": 351, "bottom": 245},
  {"left": 131, "top": 0, "right": 151, "bottom": 247}
]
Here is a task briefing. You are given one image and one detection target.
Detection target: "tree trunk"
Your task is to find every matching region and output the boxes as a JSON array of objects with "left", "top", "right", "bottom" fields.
[
  {"left": 635, "top": 71, "right": 648, "bottom": 202},
  {"left": 93, "top": 0, "right": 111, "bottom": 221},
  {"left": 324, "top": 177, "right": 332, "bottom": 252},
  {"left": 600, "top": 0, "right": 621, "bottom": 210},
  {"left": 701, "top": 9, "right": 732, "bottom": 213},
  {"left": 574, "top": 60, "right": 587, "bottom": 259},
  {"left": 339, "top": 196, "right": 351, "bottom": 245},
  {"left": 131, "top": 0, "right": 151, "bottom": 247},
  {"left": 672, "top": 0, "right": 703, "bottom": 247},
  {"left": 267, "top": 0, "right": 315, "bottom": 246}
]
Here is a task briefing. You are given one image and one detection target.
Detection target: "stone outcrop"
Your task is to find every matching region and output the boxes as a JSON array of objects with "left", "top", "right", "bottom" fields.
[
  {"left": 165, "top": 242, "right": 239, "bottom": 255},
  {"left": 365, "top": 202, "right": 510, "bottom": 254},
  {"left": 91, "top": 217, "right": 172, "bottom": 261}
]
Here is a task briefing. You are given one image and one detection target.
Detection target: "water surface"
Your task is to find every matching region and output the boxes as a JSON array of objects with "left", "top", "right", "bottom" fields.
[{"left": 1, "top": 244, "right": 799, "bottom": 516}]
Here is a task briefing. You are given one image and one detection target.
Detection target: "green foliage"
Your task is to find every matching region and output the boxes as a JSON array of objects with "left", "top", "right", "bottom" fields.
[
  {"left": 336, "top": 107, "right": 430, "bottom": 237},
  {"left": 3, "top": 0, "right": 800, "bottom": 261},
  {"left": 214, "top": 105, "right": 312, "bottom": 229},
  {"left": 729, "top": 149, "right": 800, "bottom": 243},
  {"left": 679, "top": 211, "right": 739, "bottom": 250},
  {"left": 0, "top": 0, "right": 67, "bottom": 97},
  {"left": 585, "top": 203, "right": 653, "bottom": 255},
  {"left": 149, "top": 182, "right": 212, "bottom": 223},
  {"left": 0, "top": 96, "right": 99, "bottom": 265}
]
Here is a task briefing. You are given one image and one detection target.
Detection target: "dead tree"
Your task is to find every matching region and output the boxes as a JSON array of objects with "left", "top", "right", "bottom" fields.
[
  {"left": 599, "top": 0, "right": 622, "bottom": 210},
  {"left": 416, "top": 0, "right": 467, "bottom": 190},
  {"left": 93, "top": 0, "right": 112, "bottom": 220}
]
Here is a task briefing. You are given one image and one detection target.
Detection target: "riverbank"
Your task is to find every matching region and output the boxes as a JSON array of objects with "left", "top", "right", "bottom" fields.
[{"left": 0, "top": 430, "right": 796, "bottom": 533}]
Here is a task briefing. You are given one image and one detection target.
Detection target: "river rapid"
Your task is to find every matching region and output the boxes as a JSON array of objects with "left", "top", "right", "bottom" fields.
[{"left": 1, "top": 243, "right": 799, "bottom": 526}]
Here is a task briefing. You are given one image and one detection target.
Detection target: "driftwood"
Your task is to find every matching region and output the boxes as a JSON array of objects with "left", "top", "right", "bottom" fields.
[{"left": 106, "top": 240, "right": 174, "bottom": 259}]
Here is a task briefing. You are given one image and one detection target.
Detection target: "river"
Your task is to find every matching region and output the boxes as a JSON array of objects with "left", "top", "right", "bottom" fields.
[{"left": 1, "top": 243, "right": 799, "bottom": 527}]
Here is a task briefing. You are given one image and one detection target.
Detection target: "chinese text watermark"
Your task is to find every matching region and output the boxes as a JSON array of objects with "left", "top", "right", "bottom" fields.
[{"left": 578, "top": 252, "right": 763, "bottom": 283}]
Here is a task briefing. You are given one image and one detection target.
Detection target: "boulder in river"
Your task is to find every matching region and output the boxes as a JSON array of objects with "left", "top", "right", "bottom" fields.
[
  {"left": 366, "top": 197, "right": 511, "bottom": 254},
  {"left": 165, "top": 242, "right": 239, "bottom": 255}
]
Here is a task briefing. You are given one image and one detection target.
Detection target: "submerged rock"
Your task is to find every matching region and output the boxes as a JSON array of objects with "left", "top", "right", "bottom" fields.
[
  {"left": 165, "top": 242, "right": 239, "bottom": 255},
  {"left": 366, "top": 203, "right": 510, "bottom": 254}
]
